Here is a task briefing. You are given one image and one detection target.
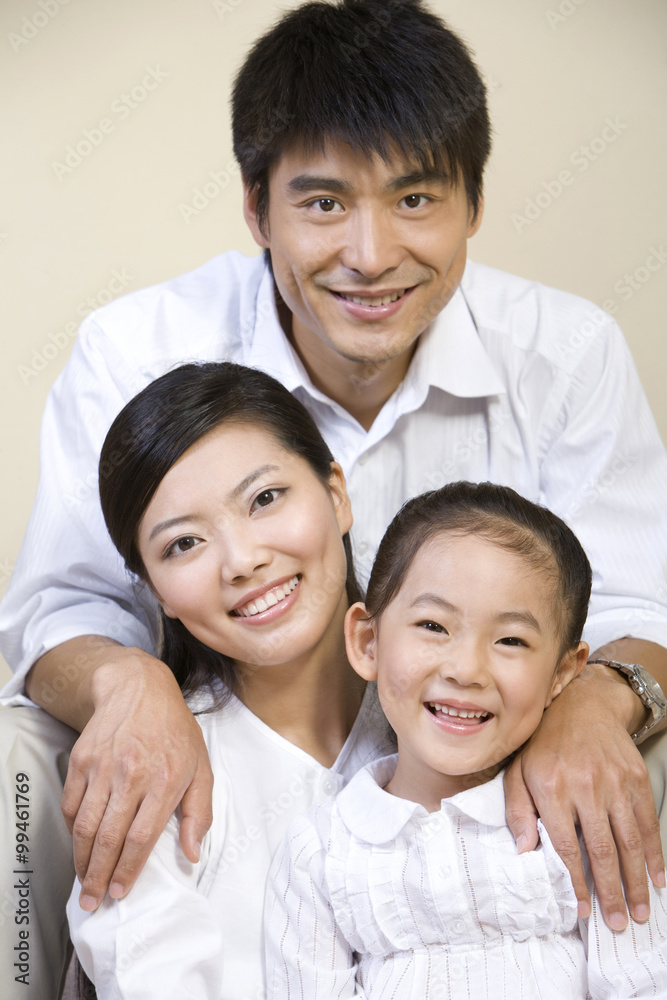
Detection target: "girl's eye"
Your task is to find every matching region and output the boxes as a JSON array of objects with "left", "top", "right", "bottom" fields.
[
  {"left": 252, "top": 488, "right": 282, "bottom": 511},
  {"left": 498, "top": 636, "right": 527, "bottom": 647},
  {"left": 417, "top": 620, "right": 446, "bottom": 633},
  {"left": 401, "top": 194, "right": 429, "bottom": 209}
]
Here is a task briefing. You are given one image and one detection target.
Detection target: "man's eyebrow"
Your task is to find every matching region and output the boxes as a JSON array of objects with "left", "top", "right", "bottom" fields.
[
  {"left": 286, "top": 175, "right": 353, "bottom": 195},
  {"left": 387, "top": 169, "right": 451, "bottom": 191}
]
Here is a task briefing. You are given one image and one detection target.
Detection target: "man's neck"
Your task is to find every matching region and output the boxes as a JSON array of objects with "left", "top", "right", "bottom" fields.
[{"left": 280, "top": 300, "right": 416, "bottom": 431}]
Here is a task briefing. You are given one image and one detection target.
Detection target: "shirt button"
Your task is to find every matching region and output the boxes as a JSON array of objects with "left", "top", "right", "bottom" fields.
[
  {"left": 357, "top": 541, "right": 368, "bottom": 555},
  {"left": 452, "top": 919, "right": 465, "bottom": 935},
  {"left": 357, "top": 453, "right": 369, "bottom": 466},
  {"left": 322, "top": 778, "right": 337, "bottom": 795}
]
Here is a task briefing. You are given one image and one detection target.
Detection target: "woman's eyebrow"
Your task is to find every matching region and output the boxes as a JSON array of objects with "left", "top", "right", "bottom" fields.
[
  {"left": 148, "top": 514, "right": 202, "bottom": 542},
  {"left": 229, "top": 464, "right": 280, "bottom": 500}
]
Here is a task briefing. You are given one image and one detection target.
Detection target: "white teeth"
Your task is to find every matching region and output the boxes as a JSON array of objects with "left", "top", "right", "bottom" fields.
[
  {"left": 342, "top": 290, "right": 405, "bottom": 307},
  {"left": 428, "top": 703, "right": 489, "bottom": 720},
  {"left": 234, "top": 576, "right": 299, "bottom": 618}
]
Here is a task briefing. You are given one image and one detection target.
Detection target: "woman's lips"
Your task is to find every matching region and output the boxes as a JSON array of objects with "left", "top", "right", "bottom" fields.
[{"left": 230, "top": 576, "right": 301, "bottom": 625}]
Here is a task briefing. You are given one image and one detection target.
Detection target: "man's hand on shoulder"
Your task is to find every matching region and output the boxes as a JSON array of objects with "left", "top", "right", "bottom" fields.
[
  {"left": 503, "top": 647, "right": 666, "bottom": 932},
  {"left": 27, "top": 637, "right": 214, "bottom": 910}
]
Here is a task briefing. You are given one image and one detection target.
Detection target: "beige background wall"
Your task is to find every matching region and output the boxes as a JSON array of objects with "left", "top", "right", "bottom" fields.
[{"left": 1, "top": 0, "right": 666, "bottom": 684}]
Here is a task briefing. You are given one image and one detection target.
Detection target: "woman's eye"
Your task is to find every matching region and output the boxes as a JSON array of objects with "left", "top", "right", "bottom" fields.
[
  {"left": 165, "top": 536, "right": 198, "bottom": 557},
  {"left": 417, "top": 620, "right": 445, "bottom": 633},
  {"left": 252, "top": 489, "right": 282, "bottom": 510},
  {"left": 401, "top": 194, "right": 429, "bottom": 209}
]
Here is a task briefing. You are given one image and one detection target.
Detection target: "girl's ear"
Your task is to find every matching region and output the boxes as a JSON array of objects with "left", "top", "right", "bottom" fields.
[
  {"left": 328, "top": 461, "right": 354, "bottom": 536},
  {"left": 545, "top": 641, "right": 589, "bottom": 707},
  {"left": 344, "top": 602, "right": 378, "bottom": 681}
]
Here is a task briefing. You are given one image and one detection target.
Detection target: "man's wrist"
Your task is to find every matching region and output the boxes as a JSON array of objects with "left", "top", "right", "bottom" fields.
[
  {"left": 588, "top": 658, "right": 667, "bottom": 742},
  {"left": 576, "top": 660, "right": 648, "bottom": 736}
]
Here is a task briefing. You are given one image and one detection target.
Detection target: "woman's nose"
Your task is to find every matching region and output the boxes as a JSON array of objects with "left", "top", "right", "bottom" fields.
[{"left": 218, "top": 528, "right": 269, "bottom": 584}]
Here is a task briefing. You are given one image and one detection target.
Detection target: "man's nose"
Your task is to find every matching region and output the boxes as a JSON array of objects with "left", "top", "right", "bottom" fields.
[{"left": 339, "top": 206, "right": 404, "bottom": 279}]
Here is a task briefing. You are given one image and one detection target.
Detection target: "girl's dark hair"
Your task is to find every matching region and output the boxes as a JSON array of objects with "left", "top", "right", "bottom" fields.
[
  {"left": 365, "top": 481, "right": 592, "bottom": 655},
  {"left": 232, "top": 0, "right": 491, "bottom": 234},
  {"left": 99, "top": 362, "right": 361, "bottom": 701}
]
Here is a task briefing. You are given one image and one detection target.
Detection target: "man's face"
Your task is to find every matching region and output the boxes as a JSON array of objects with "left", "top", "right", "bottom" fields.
[{"left": 243, "top": 141, "right": 483, "bottom": 376}]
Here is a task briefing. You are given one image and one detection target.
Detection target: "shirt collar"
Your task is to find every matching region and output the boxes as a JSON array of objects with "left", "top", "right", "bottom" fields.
[
  {"left": 404, "top": 274, "right": 506, "bottom": 400},
  {"left": 336, "top": 756, "right": 509, "bottom": 844},
  {"left": 244, "top": 257, "right": 506, "bottom": 408}
]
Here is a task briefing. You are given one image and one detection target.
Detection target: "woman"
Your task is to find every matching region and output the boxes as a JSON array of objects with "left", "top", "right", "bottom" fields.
[{"left": 68, "top": 361, "right": 394, "bottom": 999}]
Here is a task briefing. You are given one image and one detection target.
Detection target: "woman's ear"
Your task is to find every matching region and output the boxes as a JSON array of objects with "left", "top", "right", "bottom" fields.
[
  {"left": 242, "top": 183, "right": 270, "bottom": 249},
  {"left": 344, "top": 602, "right": 378, "bottom": 681},
  {"left": 328, "top": 462, "right": 354, "bottom": 536},
  {"left": 546, "top": 641, "right": 589, "bottom": 707}
]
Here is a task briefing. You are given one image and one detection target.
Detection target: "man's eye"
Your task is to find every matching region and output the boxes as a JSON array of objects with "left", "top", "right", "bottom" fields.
[
  {"left": 417, "top": 620, "right": 445, "bottom": 633},
  {"left": 401, "top": 194, "right": 429, "bottom": 209},
  {"left": 314, "top": 198, "right": 342, "bottom": 213}
]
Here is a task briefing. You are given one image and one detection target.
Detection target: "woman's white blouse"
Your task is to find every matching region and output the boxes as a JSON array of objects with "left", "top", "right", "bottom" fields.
[
  {"left": 265, "top": 756, "right": 667, "bottom": 999},
  {"left": 67, "top": 683, "right": 393, "bottom": 1000}
]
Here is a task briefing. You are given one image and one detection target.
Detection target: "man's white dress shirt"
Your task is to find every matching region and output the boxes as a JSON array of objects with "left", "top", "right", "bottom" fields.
[
  {"left": 67, "top": 683, "right": 395, "bottom": 999},
  {"left": 265, "top": 756, "right": 667, "bottom": 999},
  {"left": 1, "top": 250, "right": 667, "bottom": 691}
]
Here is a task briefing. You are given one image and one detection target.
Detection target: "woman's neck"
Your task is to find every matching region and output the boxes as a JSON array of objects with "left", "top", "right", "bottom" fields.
[{"left": 232, "top": 595, "right": 366, "bottom": 768}]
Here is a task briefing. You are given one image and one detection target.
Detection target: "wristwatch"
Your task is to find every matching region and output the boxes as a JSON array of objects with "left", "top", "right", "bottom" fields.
[{"left": 588, "top": 658, "right": 667, "bottom": 742}]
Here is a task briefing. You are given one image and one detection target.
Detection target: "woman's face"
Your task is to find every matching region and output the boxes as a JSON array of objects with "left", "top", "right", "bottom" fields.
[{"left": 137, "top": 421, "right": 353, "bottom": 673}]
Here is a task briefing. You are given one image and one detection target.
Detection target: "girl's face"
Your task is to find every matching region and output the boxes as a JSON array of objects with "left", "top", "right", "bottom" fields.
[
  {"left": 137, "top": 421, "right": 353, "bottom": 676},
  {"left": 346, "top": 532, "right": 587, "bottom": 805}
]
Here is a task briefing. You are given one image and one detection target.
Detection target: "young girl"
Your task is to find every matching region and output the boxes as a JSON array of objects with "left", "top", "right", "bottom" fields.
[
  {"left": 67, "top": 361, "right": 395, "bottom": 999},
  {"left": 264, "top": 482, "right": 667, "bottom": 999}
]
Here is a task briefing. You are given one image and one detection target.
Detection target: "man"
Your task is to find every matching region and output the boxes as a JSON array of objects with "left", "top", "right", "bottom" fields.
[{"left": 1, "top": 0, "right": 666, "bottom": 996}]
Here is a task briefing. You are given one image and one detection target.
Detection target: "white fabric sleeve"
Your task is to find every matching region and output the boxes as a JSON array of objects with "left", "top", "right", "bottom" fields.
[
  {"left": 539, "top": 317, "right": 667, "bottom": 654},
  {"left": 67, "top": 815, "right": 223, "bottom": 1000},
  {"left": 0, "top": 316, "right": 161, "bottom": 696},
  {"left": 581, "top": 860, "right": 667, "bottom": 997},
  {"left": 264, "top": 811, "right": 365, "bottom": 999}
]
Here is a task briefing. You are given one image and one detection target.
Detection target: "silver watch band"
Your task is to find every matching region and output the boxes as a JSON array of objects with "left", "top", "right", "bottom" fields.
[{"left": 588, "top": 658, "right": 667, "bottom": 742}]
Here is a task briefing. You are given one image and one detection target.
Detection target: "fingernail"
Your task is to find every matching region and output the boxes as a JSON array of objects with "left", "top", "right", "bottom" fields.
[
  {"left": 609, "top": 911, "right": 628, "bottom": 932},
  {"left": 577, "top": 900, "right": 591, "bottom": 919},
  {"left": 655, "top": 869, "right": 667, "bottom": 889},
  {"left": 109, "top": 882, "right": 125, "bottom": 899},
  {"left": 515, "top": 833, "right": 528, "bottom": 854},
  {"left": 193, "top": 841, "right": 201, "bottom": 861},
  {"left": 79, "top": 894, "right": 99, "bottom": 912},
  {"left": 633, "top": 904, "right": 650, "bottom": 922}
]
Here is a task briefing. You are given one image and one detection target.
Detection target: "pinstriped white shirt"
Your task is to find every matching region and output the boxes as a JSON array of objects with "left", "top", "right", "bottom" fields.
[
  {"left": 2, "top": 251, "right": 667, "bottom": 693},
  {"left": 265, "top": 756, "right": 667, "bottom": 999}
]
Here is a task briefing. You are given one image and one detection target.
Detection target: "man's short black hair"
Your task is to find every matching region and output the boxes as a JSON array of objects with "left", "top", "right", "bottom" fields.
[{"left": 232, "top": 0, "right": 491, "bottom": 233}]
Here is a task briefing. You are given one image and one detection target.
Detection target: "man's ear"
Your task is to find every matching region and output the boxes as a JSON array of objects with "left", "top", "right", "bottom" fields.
[
  {"left": 344, "top": 603, "right": 378, "bottom": 681},
  {"left": 546, "top": 641, "right": 589, "bottom": 707},
  {"left": 467, "top": 194, "right": 484, "bottom": 238},
  {"left": 242, "top": 183, "right": 270, "bottom": 249},
  {"left": 328, "top": 462, "right": 353, "bottom": 536}
]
